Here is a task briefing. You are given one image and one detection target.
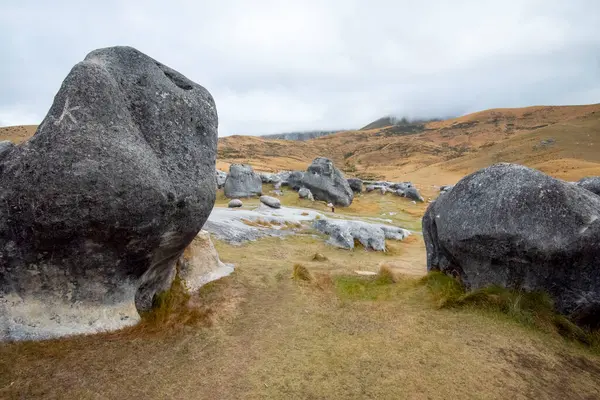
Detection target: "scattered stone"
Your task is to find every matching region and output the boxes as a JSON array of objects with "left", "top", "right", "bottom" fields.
[
  {"left": 177, "top": 231, "right": 234, "bottom": 293},
  {"left": 423, "top": 163, "right": 600, "bottom": 326},
  {"left": 274, "top": 181, "right": 282, "bottom": 190},
  {"left": 228, "top": 199, "right": 243, "bottom": 208},
  {"left": 215, "top": 170, "right": 227, "bottom": 189},
  {"left": 260, "top": 195, "right": 281, "bottom": 209},
  {"left": 298, "top": 187, "right": 315, "bottom": 201},
  {"left": 313, "top": 219, "right": 410, "bottom": 251},
  {"left": 302, "top": 158, "right": 354, "bottom": 206},
  {"left": 0, "top": 46, "right": 218, "bottom": 341},
  {"left": 224, "top": 164, "right": 262, "bottom": 198},
  {"left": 577, "top": 177, "right": 600, "bottom": 196},
  {"left": 312, "top": 253, "right": 328, "bottom": 262},
  {"left": 347, "top": 178, "right": 363, "bottom": 193},
  {"left": 259, "top": 172, "right": 281, "bottom": 184},
  {"left": 276, "top": 171, "right": 292, "bottom": 186},
  {"left": 354, "top": 270, "right": 378, "bottom": 276}
]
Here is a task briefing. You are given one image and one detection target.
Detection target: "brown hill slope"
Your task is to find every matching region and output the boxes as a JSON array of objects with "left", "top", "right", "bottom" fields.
[{"left": 3, "top": 104, "right": 600, "bottom": 184}]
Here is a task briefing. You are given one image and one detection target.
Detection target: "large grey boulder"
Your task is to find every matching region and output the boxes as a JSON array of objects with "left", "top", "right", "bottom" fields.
[
  {"left": 259, "top": 172, "right": 281, "bottom": 184},
  {"left": 313, "top": 219, "right": 410, "bottom": 251},
  {"left": 347, "top": 178, "right": 363, "bottom": 193},
  {"left": 215, "top": 170, "right": 227, "bottom": 189},
  {"left": 301, "top": 157, "right": 354, "bottom": 206},
  {"left": 577, "top": 177, "right": 600, "bottom": 196},
  {"left": 0, "top": 46, "right": 217, "bottom": 341},
  {"left": 260, "top": 195, "right": 281, "bottom": 209},
  {"left": 224, "top": 164, "right": 262, "bottom": 198},
  {"left": 423, "top": 163, "right": 600, "bottom": 326}
]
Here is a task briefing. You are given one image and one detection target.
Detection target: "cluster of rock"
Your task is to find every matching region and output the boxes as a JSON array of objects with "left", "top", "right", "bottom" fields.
[
  {"left": 365, "top": 181, "right": 424, "bottom": 202},
  {"left": 0, "top": 46, "right": 220, "bottom": 340},
  {"left": 313, "top": 219, "right": 410, "bottom": 251},
  {"left": 423, "top": 163, "right": 600, "bottom": 327}
]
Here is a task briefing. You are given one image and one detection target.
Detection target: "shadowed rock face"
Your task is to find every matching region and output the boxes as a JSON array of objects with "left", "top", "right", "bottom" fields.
[
  {"left": 577, "top": 177, "right": 600, "bottom": 196},
  {"left": 423, "top": 163, "right": 600, "bottom": 327},
  {"left": 302, "top": 157, "right": 354, "bottom": 206},
  {"left": 0, "top": 46, "right": 217, "bottom": 341},
  {"left": 347, "top": 178, "right": 363, "bottom": 193},
  {"left": 224, "top": 164, "right": 262, "bottom": 198}
]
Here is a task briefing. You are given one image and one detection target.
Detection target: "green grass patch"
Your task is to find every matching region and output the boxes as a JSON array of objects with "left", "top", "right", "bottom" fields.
[
  {"left": 420, "top": 271, "right": 600, "bottom": 351},
  {"left": 333, "top": 274, "right": 408, "bottom": 301}
]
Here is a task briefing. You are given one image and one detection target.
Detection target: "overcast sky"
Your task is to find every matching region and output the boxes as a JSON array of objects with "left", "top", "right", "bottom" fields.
[{"left": 1, "top": 0, "right": 599, "bottom": 136}]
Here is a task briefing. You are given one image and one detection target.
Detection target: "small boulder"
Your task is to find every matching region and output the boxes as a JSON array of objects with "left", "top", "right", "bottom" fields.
[
  {"left": 260, "top": 195, "right": 281, "bottom": 209},
  {"left": 224, "top": 164, "right": 262, "bottom": 198},
  {"left": 228, "top": 199, "right": 243, "bottom": 208},
  {"left": 302, "top": 157, "right": 354, "bottom": 206},
  {"left": 347, "top": 178, "right": 363, "bottom": 193},
  {"left": 259, "top": 172, "right": 281, "bottom": 184},
  {"left": 404, "top": 187, "right": 424, "bottom": 202},
  {"left": 298, "top": 187, "right": 314, "bottom": 201}
]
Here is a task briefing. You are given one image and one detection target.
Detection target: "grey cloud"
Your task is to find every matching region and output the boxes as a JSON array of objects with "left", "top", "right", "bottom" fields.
[{"left": 1, "top": 0, "right": 599, "bottom": 135}]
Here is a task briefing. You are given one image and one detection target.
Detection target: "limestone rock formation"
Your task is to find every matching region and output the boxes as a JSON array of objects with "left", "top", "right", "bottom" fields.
[
  {"left": 0, "top": 46, "right": 217, "bottom": 341},
  {"left": 224, "top": 164, "right": 262, "bottom": 198},
  {"left": 177, "top": 230, "right": 234, "bottom": 293},
  {"left": 301, "top": 157, "right": 354, "bottom": 206},
  {"left": 423, "top": 163, "right": 600, "bottom": 326},
  {"left": 260, "top": 195, "right": 281, "bottom": 209},
  {"left": 347, "top": 178, "right": 363, "bottom": 193}
]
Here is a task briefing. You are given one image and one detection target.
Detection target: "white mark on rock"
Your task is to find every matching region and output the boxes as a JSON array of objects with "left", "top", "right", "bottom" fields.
[{"left": 54, "top": 97, "right": 81, "bottom": 126}]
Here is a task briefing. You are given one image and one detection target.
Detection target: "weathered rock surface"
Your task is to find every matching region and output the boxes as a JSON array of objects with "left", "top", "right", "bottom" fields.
[
  {"left": 215, "top": 170, "right": 227, "bottom": 189},
  {"left": 0, "top": 46, "right": 217, "bottom": 341},
  {"left": 287, "top": 171, "right": 305, "bottom": 190},
  {"left": 260, "top": 195, "right": 281, "bottom": 209},
  {"left": 347, "top": 178, "right": 363, "bottom": 193},
  {"left": 301, "top": 157, "right": 354, "bottom": 206},
  {"left": 177, "top": 230, "right": 234, "bottom": 293},
  {"left": 0, "top": 141, "right": 14, "bottom": 159},
  {"left": 224, "top": 164, "right": 262, "bottom": 198},
  {"left": 577, "top": 177, "right": 600, "bottom": 196},
  {"left": 313, "top": 219, "right": 410, "bottom": 251},
  {"left": 423, "top": 163, "right": 600, "bottom": 326},
  {"left": 259, "top": 172, "right": 281, "bottom": 184},
  {"left": 228, "top": 199, "right": 243, "bottom": 208},
  {"left": 403, "top": 187, "right": 424, "bottom": 202},
  {"left": 298, "top": 187, "right": 314, "bottom": 201}
]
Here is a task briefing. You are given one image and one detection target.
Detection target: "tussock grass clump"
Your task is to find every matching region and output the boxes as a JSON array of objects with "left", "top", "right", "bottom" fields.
[
  {"left": 142, "top": 275, "right": 210, "bottom": 329},
  {"left": 421, "top": 271, "right": 600, "bottom": 349},
  {"left": 292, "top": 263, "right": 313, "bottom": 282},
  {"left": 333, "top": 274, "right": 405, "bottom": 301}
]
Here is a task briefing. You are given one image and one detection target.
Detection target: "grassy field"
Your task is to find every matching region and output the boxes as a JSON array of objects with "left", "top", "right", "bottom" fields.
[{"left": 2, "top": 191, "right": 600, "bottom": 399}]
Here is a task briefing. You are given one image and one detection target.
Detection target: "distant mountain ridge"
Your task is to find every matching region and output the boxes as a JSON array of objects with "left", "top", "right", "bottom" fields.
[{"left": 260, "top": 130, "right": 343, "bottom": 141}]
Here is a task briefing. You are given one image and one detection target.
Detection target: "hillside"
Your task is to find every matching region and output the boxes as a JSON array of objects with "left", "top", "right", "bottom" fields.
[
  {"left": 260, "top": 130, "right": 342, "bottom": 141},
  {"left": 3, "top": 104, "right": 600, "bottom": 185}
]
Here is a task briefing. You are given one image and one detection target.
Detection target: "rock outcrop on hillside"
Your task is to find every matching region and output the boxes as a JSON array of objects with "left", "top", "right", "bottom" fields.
[
  {"left": 0, "top": 46, "right": 218, "bottom": 341},
  {"left": 423, "top": 163, "right": 600, "bottom": 326},
  {"left": 301, "top": 157, "right": 354, "bottom": 206},
  {"left": 224, "top": 164, "right": 262, "bottom": 198}
]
